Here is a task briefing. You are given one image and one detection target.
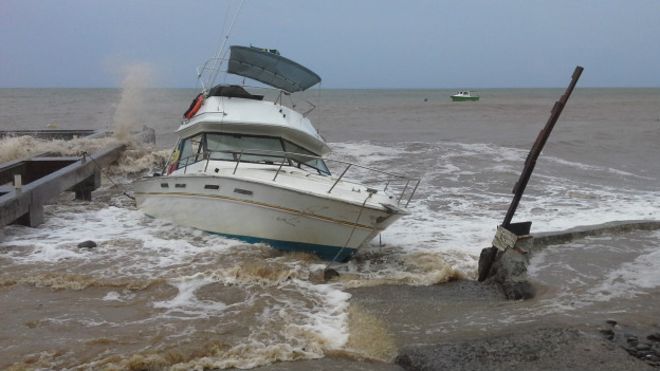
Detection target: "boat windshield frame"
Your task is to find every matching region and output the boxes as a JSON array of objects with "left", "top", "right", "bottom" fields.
[{"left": 172, "top": 132, "right": 331, "bottom": 175}]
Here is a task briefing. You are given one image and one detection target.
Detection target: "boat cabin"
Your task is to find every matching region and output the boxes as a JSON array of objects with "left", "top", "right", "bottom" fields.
[{"left": 166, "top": 45, "right": 332, "bottom": 177}]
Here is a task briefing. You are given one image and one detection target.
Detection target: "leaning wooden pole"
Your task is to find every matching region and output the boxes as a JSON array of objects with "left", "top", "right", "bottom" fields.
[{"left": 478, "top": 66, "right": 584, "bottom": 282}]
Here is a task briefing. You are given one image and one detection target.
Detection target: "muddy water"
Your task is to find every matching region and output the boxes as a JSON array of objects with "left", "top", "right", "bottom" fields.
[{"left": 0, "top": 88, "right": 659, "bottom": 369}]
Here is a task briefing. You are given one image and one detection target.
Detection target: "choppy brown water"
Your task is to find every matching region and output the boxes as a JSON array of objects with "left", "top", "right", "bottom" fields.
[{"left": 1, "top": 87, "right": 659, "bottom": 369}]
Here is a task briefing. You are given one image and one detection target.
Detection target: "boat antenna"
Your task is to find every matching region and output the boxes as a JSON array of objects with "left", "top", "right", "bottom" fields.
[{"left": 205, "top": 0, "right": 246, "bottom": 91}]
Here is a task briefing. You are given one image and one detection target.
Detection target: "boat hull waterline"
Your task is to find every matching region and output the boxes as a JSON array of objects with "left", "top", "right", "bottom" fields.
[
  {"left": 451, "top": 91, "right": 480, "bottom": 102},
  {"left": 135, "top": 176, "right": 404, "bottom": 261},
  {"left": 451, "top": 95, "right": 480, "bottom": 102}
]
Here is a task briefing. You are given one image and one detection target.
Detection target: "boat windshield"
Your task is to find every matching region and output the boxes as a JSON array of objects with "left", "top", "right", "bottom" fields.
[
  {"left": 206, "top": 134, "right": 283, "bottom": 164},
  {"left": 176, "top": 133, "right": 330, "bottom": 175}
]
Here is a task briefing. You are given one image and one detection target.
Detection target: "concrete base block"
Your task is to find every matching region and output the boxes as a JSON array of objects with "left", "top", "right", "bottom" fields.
[
  {"left": 14, "top": 202, "right": 44, "bottom": 227},
  {"left": 481, "top": 246, "right": 536, "bottom": 300},
  {"left": 72, "top": 170, "right": 101, "bottom": 201},
  {"left": 479, "top": 220, "right": 660, "bottom": 301},
  {"left": 479, "top": 230, "right": 536, "bottom": 300}
]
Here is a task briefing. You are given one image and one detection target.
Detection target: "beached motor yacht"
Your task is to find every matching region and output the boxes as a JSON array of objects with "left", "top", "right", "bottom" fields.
[{"left": 134, "top": 46, "right": 420, "bottom": 261}]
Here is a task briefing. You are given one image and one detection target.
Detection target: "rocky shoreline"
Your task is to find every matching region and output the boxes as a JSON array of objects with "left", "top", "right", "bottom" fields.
[
  {"left": 257, "top": 280, "right": 659, "bottom": 370},
  {"left": 396, "top": 327, "right": 650, "bottom": 371},
  {"left": 352, "top": 282, "right": 660, "bottom": 370},
  {"left": 599, "top": 320, "right": 660, "bottom": 368}
]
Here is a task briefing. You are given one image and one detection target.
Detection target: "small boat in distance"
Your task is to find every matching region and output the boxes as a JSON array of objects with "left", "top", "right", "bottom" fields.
[
  {"left": 134, "top": 46, "right": 420, "bottom": 262},
  {"left": 451, "top": 91, "right": 480, "bottom": 102}
]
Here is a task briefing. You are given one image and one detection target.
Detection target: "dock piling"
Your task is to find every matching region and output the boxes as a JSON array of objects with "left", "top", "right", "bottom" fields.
[{"left": 72, "top": 170, "right": 101, "bottom": 201}]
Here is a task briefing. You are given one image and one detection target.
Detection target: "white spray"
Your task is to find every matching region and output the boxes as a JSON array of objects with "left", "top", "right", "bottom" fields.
[{"left": 111, "top": 63, "right": 154, "bottom": 143}]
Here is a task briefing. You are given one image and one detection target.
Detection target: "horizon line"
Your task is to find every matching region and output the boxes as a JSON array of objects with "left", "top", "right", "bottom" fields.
[{"left": 1, "top": 85, "right": 659, "bottom": 90}]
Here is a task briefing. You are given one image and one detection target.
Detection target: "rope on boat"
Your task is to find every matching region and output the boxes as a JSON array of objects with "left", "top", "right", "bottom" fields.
[
  {"left": 332, "top": 192, "right": 374, "bottom": 262},
  {"left": 83, "top": 151, "right": 136, "bottom": 201}
]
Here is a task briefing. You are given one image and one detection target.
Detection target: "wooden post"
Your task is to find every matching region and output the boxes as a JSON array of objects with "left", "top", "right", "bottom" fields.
[{"left": 478, "top": 66, "right": 584, "bottom": 282}]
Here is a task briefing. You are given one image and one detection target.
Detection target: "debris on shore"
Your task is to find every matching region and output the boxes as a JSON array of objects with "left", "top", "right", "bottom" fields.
[{"left": 77, "top": 240, "right": 97, "bottom": 249}]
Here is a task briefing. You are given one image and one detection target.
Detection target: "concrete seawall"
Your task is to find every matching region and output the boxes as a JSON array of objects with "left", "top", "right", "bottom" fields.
[
  {"left": 534, "top": 220, "right": 660, "bottom": 249},
  {"left": 481, "top": 219, "right": 660, "bottom": 300}
]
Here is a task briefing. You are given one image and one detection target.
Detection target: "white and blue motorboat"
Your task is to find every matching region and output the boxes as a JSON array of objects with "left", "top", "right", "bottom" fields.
[{"left": 134, "top": 46, "right": 419, "bottom": 261}]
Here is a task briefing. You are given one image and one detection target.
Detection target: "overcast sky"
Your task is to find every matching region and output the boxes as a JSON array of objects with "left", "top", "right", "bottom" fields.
[{"left": 2, "top": 0, "right": 659, "bottom": 88}]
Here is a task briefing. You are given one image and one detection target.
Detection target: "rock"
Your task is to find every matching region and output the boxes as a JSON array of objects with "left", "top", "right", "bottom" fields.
[
  {"left": 395, "top": 354, "right": 415, "bottom": 370},
  {"left": 502, "top": 280, "right": 536, "bottom": 300},
  {"left": 600, "top": 329, "right": 615, "bottom": 339},
  {"left": 482, "top": 246, "right": 536, "bottom": 300},
  {"left": 626, "top": 335, "right": 639, "bottom": 346},
  {"left": 77, "top": 240, "right": 97, "bottom": 249},
  {"left": 606, "top": 319, "right": 618, "bottom": 326},
  {"left": 477, "top": 247, "right": 498, "bottom": 281},
  {"left": 323, "top": 268, "right": 340, "bottom": 281},
  {"left": 645, "top": 354, "right": 659, "bottom": 362},
  {"left": 647, "top": 333, "right": 660, "bottom": 342},
  {"left": 636, "top": 343, "right": 651, "bottom": 351},
  {"left": 309, "top": 267, "right": 340, "bottom": 283}
]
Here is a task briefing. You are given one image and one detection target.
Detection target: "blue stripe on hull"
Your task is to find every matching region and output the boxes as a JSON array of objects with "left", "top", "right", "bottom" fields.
[{"left": 210, "top": 232, "right": 358, "bottom": 262}]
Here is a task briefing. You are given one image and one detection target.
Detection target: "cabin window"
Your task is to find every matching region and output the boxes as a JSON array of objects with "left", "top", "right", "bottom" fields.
[
  {"left": 204, "top": 134, "right": 235, "bottom": 161},
  {"left": 283, "top": 140, "right": 330, "bottom": 175},
  {"left": 205, "top": 134, "right": 286, "bottom": 164},
  {"left": 179, "top": 134, "right": 204, "bottom": 168},
  {"left": 174, "top": 132, "right": 330, "bottom": 175}
]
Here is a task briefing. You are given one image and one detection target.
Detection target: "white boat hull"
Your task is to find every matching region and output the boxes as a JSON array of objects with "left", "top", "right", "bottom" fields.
[{"left": 134, "top": 175, "right": 404, "bottom": 261}]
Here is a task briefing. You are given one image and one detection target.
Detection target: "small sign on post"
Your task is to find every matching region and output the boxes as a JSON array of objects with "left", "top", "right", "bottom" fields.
[
  {"left": 14, "top": 174, "right": 22, "bottom": 190},
  {"left": 492, "top": 226, "right": 519, "bottom": 251}
]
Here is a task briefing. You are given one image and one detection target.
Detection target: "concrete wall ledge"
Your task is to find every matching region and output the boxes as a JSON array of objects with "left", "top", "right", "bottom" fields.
[
  {"left": 480, "top": 219, "right": 660, "bottom": 300},
  {"left": 533, "top": 220, "right": 660, "bottom": 250}
]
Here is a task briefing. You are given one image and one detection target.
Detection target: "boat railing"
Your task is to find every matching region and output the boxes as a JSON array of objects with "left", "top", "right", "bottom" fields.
[{"left": 174, "top": 149, "right": 421, "bottom": 207}]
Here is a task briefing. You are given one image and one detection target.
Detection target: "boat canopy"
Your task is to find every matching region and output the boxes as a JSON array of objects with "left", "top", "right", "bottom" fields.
[{"left": 227, "top": 45, "right": 321, "bottom": 93}]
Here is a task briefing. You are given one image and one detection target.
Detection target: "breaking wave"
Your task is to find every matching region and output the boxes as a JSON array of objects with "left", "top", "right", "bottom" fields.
[
  {"left": 0, "top": 135, "right": 119, "bottom": 164},
  {"left": 0, "top": 135, "right": 169, "bottom": 180}
]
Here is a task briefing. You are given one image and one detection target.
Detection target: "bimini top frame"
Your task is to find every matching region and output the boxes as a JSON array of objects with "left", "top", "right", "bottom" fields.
[
  {"left": 227, "top": 45, "right": 321, "bottom": 93},
  {"left": 197, "top": 45, "right": 321, "bottom": 94}
]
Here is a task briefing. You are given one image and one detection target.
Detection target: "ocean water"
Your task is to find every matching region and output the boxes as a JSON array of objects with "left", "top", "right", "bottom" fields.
[{"left": 0, "top": 87, "right": 659, "bottom": 368}]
